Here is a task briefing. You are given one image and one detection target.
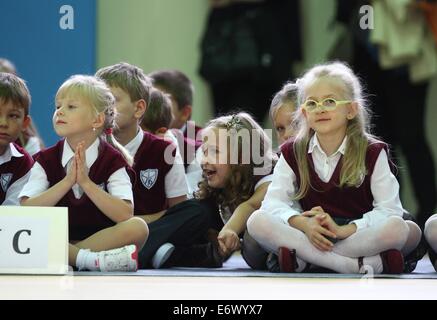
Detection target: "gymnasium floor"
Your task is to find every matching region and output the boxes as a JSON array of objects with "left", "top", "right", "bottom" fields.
[{"left": 1, "top": 253, "right": 437, "bottom": 300}]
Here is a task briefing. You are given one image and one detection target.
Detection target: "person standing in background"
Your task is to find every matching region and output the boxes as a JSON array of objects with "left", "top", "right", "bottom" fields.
[
  {"left": 333, "top": 0, "right": 437, "bottom": 229},
  {"left": 199, "top": 0, "right": 302, "bottom": 123}
]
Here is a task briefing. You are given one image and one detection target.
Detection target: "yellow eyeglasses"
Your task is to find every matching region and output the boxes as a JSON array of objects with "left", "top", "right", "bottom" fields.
[{"left": 302, "top": 98, "right": 351, "bottom": 113}]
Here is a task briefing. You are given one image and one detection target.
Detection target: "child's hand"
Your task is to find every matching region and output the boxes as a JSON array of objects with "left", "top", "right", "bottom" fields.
[
  {"left": 302, "top": 215, "right": 337, "bottom": 252},
  {"left": 301, "top": 206, "right": 326, "bottom": 218},
  {"left": 75, "top": 142, "right": 90, "bottom": 187},
  {"left": 303, "top": 209, "right": 339, "bottom": 235},
  {"left": 217, "top": 229, "right": 240, "bottom": 257},
  {"left": 64, "top": 156, "right": 77, "bottom": 187}
]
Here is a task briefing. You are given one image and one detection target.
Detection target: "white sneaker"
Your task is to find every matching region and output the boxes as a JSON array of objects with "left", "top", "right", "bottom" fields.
[
  {"left": 152, "top": 243, "right": 175, "bottom": 269},
  {"left": 98, "top": 244, "right": 138, "bottom": 272}
]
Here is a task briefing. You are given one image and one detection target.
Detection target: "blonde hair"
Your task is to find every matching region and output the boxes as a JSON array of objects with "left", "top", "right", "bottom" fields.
[
  {"left": 56, "top": 75, "right": 133, "bottom": 166},
  {"left": 270, "top": 81, "right": 298, "bottom": 122},
  {"left": 293, "top": 61, "right": 379, "bottom": 200},
  {"left": 0, "top": 59, "right": 17, "bottom": 75},
  {"left": 195, "top": 112, "right": 277, "bottom": 209},
  {"left": 95, "top": 62, "right": 152, "bottom": 109}
]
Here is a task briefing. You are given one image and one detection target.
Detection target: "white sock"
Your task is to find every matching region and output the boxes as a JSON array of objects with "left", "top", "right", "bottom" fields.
[
  {"left": 402, "top": 221, "right": 422, "bottom": 256},
  {"left": 362, "top": 255, "right": 383, "bottom": 274},
  {"left": 425, "top": 214, "right": 437, "bottom": 253},
  {"left": 76, "top": 249, "right": 100, "bottom": 271}
]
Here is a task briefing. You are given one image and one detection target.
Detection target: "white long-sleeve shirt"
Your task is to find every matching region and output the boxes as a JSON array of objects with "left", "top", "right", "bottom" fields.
[{"left": 259, "top": 135, "right": 404, "bottom": 231}]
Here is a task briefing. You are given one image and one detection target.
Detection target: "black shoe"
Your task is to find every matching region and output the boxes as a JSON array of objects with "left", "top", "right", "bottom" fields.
[
  {"left": 163, "top": 241, "right": 223, "bottom": 268},
  {"left": 266, "top": 252, "right": 280, "bottom": 273},
  {"left": 428, "top": 246, "right": 437, "bottom": 272},
  {"left": 401, "top": 211, "right": 429, "bottom": 273},
  {"left": 404, "top": 232, "right": 428, "bottom": 273}
]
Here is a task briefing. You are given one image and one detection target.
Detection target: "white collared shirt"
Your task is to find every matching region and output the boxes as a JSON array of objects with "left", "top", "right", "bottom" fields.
[
  {"left": 125, "top": 129, "right": 189, "bottom": 199},
  {"left": 309, "top": 134, "right": 347, "bottom": 182},
  {"left": 1, "top": 143, "right": 31, "bottom": 205},
  {"left": 19, "top": 139, "right": 133, "bottom": 203},
  {"left": 259, "top": 134, "right": 404, "bottom": 231}
]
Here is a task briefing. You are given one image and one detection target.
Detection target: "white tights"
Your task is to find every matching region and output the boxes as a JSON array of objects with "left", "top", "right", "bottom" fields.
[
  {"left": 424, "top": 214, "right": 437, "bottom": 252},
  {"left": 247, "top": 211, "right": 413, "bottom": 274}
]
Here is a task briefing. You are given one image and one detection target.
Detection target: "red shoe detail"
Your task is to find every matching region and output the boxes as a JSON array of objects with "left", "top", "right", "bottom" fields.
[
  {"left": 381, "top": 249, "right": 404, "bottom": 274},
  {"left": 278, "top": 247, "right": 297, "bottom": 273},
  {"left": 131, "top": 245, "right": 138, "bottom": 269}
]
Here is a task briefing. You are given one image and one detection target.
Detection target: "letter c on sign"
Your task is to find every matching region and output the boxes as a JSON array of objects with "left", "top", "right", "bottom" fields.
[{"left": 13, "top": 229, "right": 31, "bottom": 254}]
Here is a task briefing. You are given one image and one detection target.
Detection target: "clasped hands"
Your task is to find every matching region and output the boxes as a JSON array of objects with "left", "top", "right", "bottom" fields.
[
  {"left": 64, "top": 141, "right": 91, "bottom": 188},
  {"left": 301, "top": 206, "right": 352, "bottom": 252}
]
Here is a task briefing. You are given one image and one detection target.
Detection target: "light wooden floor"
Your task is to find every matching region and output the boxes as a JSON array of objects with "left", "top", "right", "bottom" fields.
[
  {"left": 1, "top": 274, "right": 437, "bottom": 300},
  {"left": 2, "top": 253, "right": 437, "bottom": 300}
]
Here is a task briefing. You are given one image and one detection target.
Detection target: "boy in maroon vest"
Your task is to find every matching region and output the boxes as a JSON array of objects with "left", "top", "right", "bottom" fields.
[
  {"left": 148, "top": 70, "right": 202, "bottom": 163},
  {"left": 0, "top": 72, "right": 34, "bottom": 205},
  {"left": 96, "top": 63, "right": 210, "bottom": 268}
]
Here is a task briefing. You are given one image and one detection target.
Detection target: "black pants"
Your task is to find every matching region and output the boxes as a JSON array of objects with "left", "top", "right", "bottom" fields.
[
  {"left": 138, "top": 199, "right": 210, "bottom": 268},
  {"left": 157, "top": 199, "right": 223, "bottom": 267},
  {"left": 166, "top": 199, "right": 266, "bottom": 268},
  {"left": 352, "top": 42, "right": 437, "bottom": 228},
  {"left": 199, "top": 200, "right": 271, "bottom": 268}
]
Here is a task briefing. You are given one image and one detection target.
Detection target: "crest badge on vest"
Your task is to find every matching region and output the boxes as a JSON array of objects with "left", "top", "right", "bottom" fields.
[
  {"left": 0, "top": 173, "right": 13, "bottom": 192},
  {"left": 140, "top": 169, "right": 158, "bottom": 190}
]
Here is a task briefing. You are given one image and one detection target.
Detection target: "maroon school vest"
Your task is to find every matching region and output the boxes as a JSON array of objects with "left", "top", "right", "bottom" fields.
[
  {"left": 35, "top": 139, "right": 134, "bottom": 241},
  {"left": 0, "top": 143, "right": 34, "bottom": 204},
  {"left": 281, "top": 139, "right": 388, "bottom": 219},
  {"left": 132, "top": 131, "right": 175, "bottom": 214}
]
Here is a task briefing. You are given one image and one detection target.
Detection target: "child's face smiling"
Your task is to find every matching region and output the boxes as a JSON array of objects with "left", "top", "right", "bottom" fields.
[
  {"left": 201, "top": 127, "right": 232, "bottom": 189},
  {"left": 0, "top": 99, "right": 29, "bottom": 152}
]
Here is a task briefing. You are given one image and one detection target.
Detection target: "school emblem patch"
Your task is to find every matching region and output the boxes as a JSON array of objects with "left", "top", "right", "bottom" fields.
[
  {"left": 140, "top": 169, "right": 158, "bottom": 190},
  {"left": 0, "top": 173, "right": 12, "bottom": 192}
]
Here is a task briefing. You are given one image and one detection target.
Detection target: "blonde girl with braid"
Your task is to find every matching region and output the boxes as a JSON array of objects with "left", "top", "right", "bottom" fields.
[{"left": 20, "top": 75, "right": 148, "bottom": 272}]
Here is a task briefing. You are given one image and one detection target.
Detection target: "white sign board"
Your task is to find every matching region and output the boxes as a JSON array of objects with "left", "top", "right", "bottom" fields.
[{"left": 0, "top": 206, "right": 68, "bottom": 274}]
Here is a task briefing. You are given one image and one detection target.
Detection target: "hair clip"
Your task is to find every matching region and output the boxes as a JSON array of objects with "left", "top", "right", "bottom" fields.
[{"left": 226, "top": 115, "right": 243, "bottom": 131}]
